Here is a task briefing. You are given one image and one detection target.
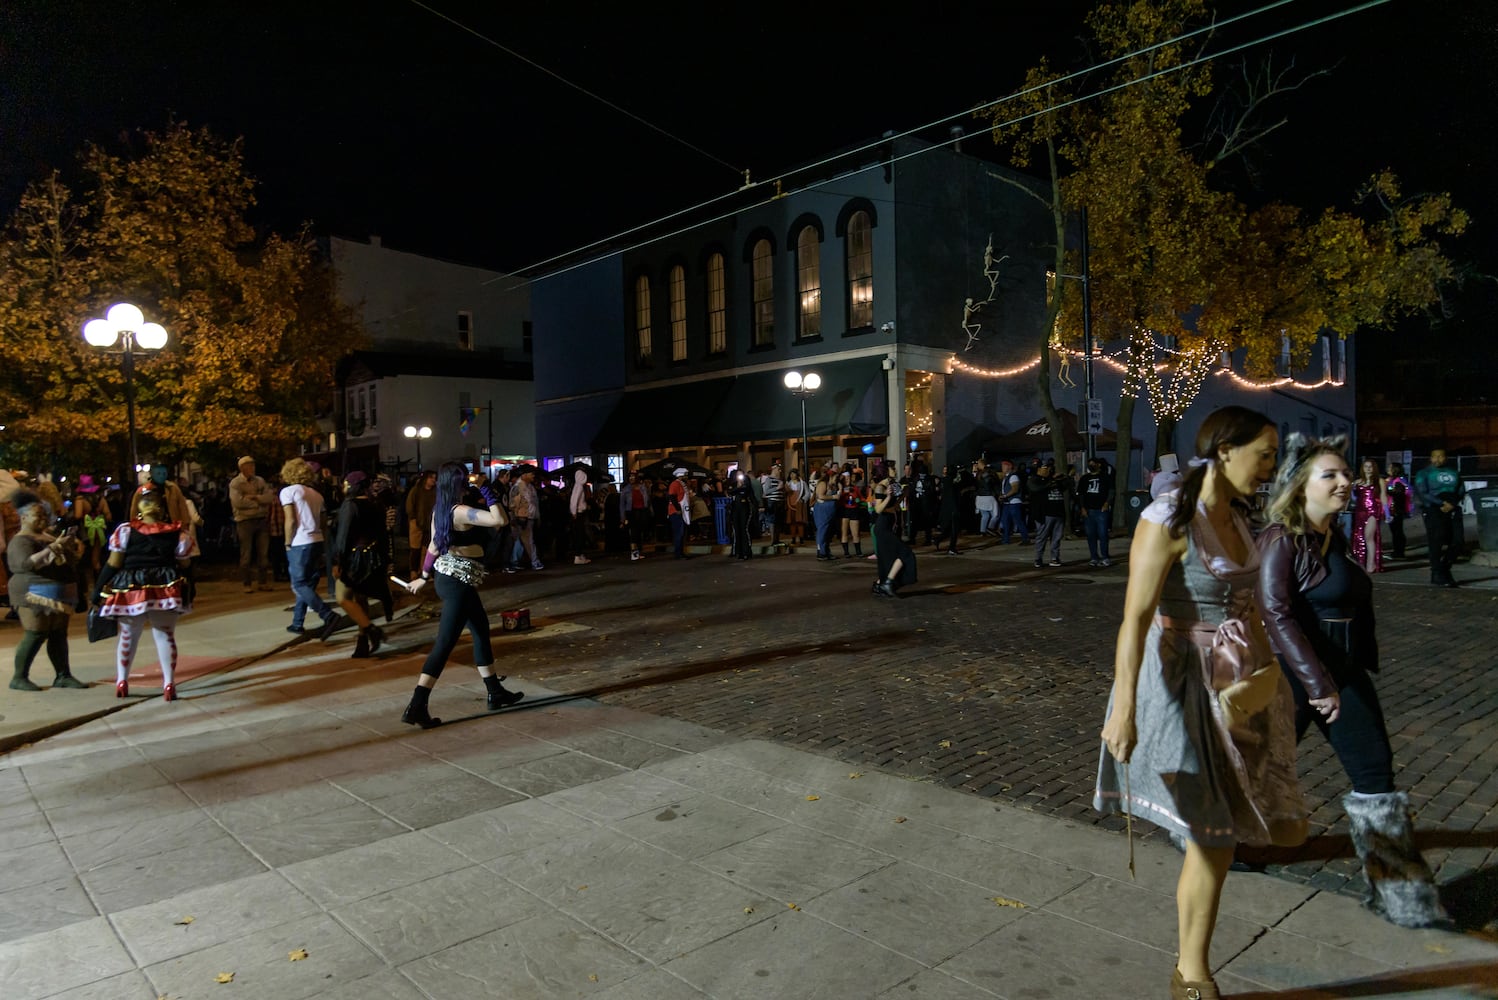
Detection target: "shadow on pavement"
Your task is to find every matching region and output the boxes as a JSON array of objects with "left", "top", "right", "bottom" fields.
[{"left": 1226, "top": 959, "right": 1498, "bottom": 998}]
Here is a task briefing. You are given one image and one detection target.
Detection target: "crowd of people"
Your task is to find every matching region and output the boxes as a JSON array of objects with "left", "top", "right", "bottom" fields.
[{"left": 0, "top": 421, "right": 1478, "bottom": 993}]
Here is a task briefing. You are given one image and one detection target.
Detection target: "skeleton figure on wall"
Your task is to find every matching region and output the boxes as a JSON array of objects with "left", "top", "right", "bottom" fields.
[
  {"left": 1050, "top": 323, "right": 1077, "bottom": 387},
  {"left": 959, "top": 234, "right": 1008, "bottom": 351}
]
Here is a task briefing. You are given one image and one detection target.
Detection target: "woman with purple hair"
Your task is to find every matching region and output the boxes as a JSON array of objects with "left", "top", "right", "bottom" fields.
[{"left": 400, "top": 462, "right": 523, "bottom": 728}]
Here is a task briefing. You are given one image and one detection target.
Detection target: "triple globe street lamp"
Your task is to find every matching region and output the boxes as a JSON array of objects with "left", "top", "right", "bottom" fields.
[
  {"left": 404, "top": 424, "right": 432, "bottom": 471},
  {"left": 83, "top": 302, "right": 168, "bottom": 482},
  {"left": 782, "top": 370, "right": 821, "bottom": 469}
]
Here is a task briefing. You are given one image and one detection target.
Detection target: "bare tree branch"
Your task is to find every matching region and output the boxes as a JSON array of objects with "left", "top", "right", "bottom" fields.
[{"left": 1205, "top": 55, "right": 1337, "bottom": 166}]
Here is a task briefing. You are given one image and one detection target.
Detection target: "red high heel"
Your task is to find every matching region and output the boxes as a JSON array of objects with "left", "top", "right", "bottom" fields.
[
  {"left": 162, "top": 683, "right": 176, "bottom": 702},
  {"left": 115, "top": 680, "right": 128, "bottom": 698}
]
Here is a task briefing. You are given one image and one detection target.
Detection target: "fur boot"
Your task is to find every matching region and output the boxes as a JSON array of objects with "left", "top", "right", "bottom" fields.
[{"left": 1343, "top": 791, "right": 1449, "bottom": 928}]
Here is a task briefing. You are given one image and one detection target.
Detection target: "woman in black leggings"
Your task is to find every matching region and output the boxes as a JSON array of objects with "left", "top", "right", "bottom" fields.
[
  {"left": 400, "top": 463, "right": 523, "bottom": 728},
  {"left": 1258, "top": 434, "right": 1446, "bottom": 928}
]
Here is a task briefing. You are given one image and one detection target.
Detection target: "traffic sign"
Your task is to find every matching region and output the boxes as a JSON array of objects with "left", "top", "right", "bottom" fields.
[{"left": 1086, "top": 398, "right": 1104, "bottom": 435}]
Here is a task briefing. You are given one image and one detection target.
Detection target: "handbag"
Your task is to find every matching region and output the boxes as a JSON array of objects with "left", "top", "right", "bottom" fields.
[
  {"left": 345, "top": 543, "right": 382, "bottom": 585},
  {"left": 86, "top": 606, "right": 118, "bottom": 643}
]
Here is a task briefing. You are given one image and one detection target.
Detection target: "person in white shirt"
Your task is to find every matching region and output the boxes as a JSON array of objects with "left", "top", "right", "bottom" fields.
[{"left": 279, "top": 458, "right": 340, "bottom": 636}]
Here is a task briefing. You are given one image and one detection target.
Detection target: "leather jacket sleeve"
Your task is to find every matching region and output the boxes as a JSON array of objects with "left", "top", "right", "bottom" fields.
[{"left": 1256, "top": 525, "right": 1338, "bottom": 700}]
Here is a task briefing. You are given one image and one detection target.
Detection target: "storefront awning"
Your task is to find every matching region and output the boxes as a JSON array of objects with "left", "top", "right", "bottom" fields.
[
  {"left": 704, "top": 359, "right": 887, "bottom": 442},
  {"left": 591, "top": 359, "right": 888, "bottom": 451}
]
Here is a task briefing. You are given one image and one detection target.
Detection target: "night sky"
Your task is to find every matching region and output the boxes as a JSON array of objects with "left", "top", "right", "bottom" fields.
[{"left": 3, "top": 0, "right": 1494, "bottom": 395}]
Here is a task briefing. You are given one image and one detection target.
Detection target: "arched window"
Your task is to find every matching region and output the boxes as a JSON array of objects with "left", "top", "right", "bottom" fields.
[
  {"left": 796, "top": 227, "right": 821, "bottom": 339},
  {"left": 634, "top": 274, "right": 652, "bottom": 362},
  {"left": 669, "top": 264, "right": 687, "bottom": 361},
  {"left": 706, "top": 252, "right": 727, "bottom": 354},
  {"left": 751, "top": 238, "right": 774, "bottom": 347},
  {"left": 846, "top": 210, "right": 873, "bottom": 329}
]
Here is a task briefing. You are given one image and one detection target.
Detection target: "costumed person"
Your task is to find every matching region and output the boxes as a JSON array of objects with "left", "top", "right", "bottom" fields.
[
  {"left": 784, "top": 467, "right": 808, "bottom": 545},
  {"left": 400, "top": 462, "right": 523, "bottom": 728},
  {"left": 94, "top": 482, "right": 193, "bottom": 700},
  {"left": 569, "top": 468, "right": 593, "bottom": 565},
  {"left": 1349, "top": 457, "right": 1387, "bottom": 573},
  {"left": 71, "top": 474, "right": 112, "bottom": 610},
  {"left": 871, "top": 472, "right": 916, "bottom": 597},
  {"left": 729, "top": 470, "right": 755, "bottom": 560},
  {"left": 811, "top": 466, "right": 838, "bottom": 560},
  {"left": 1385, "top": 462, "right": 1413, "bottom": 560},
  {"left": 328, "top": 471, "right": 392, "bottom": 657},
  {"left": 6, "top": 490, "right": 88, "bottom": 691},
  {"left": 0, "top": 469, "right": 21, "bottom": 615},
  {"left": 1097, "top": 406, "right": 1307, "bottom": 1000},
  {"left": 1258, "top": 435, "right": 1447, "bottom": 928},
  {"left": 279, "top": 457, "right": 341, "bottom": 636}
]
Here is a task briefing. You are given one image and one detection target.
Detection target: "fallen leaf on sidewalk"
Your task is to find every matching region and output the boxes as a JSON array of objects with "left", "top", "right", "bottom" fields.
[
  {"left": 848, "top": 772, "right": 862, "bottom": 779},
  {"left": 214, "top": 972, "right": 235, "bottom": 984},
  {"left": 804, "top": 795, "right": 820, "bottom": 801},
  {"left": 174, "top": 916, "right": 194, "bottom": 926},
  {"left": 576, "top": 885, "right": 588, "bottom": 891},
  {"left": 989, "top": 896, "right": 1027, "bottom": 908},
  {"left": 786, "top": 903, "right": 800, "bottom": 911},
  {"left": 743, "top": 907, "right": 754, "bottom": 914},
  {"left": 937, "top": 740, "right": 952, "bottom": 749},
  {"left": 975, "top": 750, "right": 989, "bottom": 755},
  {"left": 1425, "top": 943, "right": 1452, "bottom": 955},
  {"left": 894, "top": 816, "right": 907, "bottom": 823},
  {"left": 288, "top": 949, "right": 308, "bottom": 961},
  {"left": 588, "top": 974, "right": 599, "bottom": 983}
]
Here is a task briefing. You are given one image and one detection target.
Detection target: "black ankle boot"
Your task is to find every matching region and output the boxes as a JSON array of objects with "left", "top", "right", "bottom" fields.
[
  {"left": 401, "top": 686, "right": 441, "bottom": 728},
  {"left": 484, "top": 675, "right": 524, "bottom": 711},
  {"left": 366, "top": 625, "right": 385, "bottom": 655},
  {"left": 854, "top": 542, "right": 863, "bottom": 556},
  {"left": 351, "top": 630, "right": 372, "bottom": 659}
]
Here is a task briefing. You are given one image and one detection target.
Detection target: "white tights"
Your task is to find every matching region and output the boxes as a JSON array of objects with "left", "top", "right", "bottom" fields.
[{"left": 116, "top": 611, "right": 179, "bottom": 686}]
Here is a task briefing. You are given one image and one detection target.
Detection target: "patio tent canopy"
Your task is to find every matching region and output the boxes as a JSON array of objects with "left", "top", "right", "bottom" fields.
[{"left": 979, "top": 410, "right": 1143, "bottom": 459}]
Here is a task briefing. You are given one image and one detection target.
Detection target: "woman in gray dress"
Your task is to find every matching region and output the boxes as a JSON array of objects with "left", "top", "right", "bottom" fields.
[{"left": 1097, "top": 406, "right": 1307, "bottom": 1000}]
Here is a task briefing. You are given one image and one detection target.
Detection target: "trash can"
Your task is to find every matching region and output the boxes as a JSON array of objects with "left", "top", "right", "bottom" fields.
[
  {"left": 713, "top": 495, "right": 732, "bottom": 545},
  {"left": 1471, "top": 487, "right": 1498, "bottom": 552},
  {"left": 1122, "top": 490, "right": 1151, "bottom": 533}
]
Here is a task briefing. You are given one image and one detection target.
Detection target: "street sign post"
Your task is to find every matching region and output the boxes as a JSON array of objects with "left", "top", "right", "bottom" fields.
[{"left": 1086, "top": 398, "right": 1104, "bottom": 436}]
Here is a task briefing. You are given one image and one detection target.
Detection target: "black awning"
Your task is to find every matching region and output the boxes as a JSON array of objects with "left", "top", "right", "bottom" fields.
[
  {"left": 704, "top": 359, "right": 887, "bottom": 442},
  {"left": 591, "top": 377, "right": 733, "bottom": 451}
]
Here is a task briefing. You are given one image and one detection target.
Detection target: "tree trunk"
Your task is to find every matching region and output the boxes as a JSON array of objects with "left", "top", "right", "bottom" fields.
[
  {"left": 1114, "top": 392, "right": 1136, "bottom": 521},
  {"left": 1155, "top": 415, "right": 1177, "bottom": 465},
  {"left": 1040, "top": 137, "right": 1069, "bottom": 469}
]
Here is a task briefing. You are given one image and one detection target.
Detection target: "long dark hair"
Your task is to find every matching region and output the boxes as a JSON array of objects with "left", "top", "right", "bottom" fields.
[
  {"left": 430, "top": 462, "right": 468, "bottom": 555},
  {"left": 1165, "top": 405, "right": 1275, "bottom": 538}
]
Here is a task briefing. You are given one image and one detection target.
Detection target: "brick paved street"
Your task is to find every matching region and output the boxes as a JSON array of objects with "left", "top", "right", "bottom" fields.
[{"left": 502, "top": 536, "right": 1498, "bottom": 918}]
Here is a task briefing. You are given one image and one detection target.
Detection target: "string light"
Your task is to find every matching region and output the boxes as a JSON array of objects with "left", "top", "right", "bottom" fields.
[{"left": 951, "top": 357, "right": 1043, "bottom": 378}]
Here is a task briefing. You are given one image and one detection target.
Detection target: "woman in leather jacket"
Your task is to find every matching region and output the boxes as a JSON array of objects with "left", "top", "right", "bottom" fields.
[{"left": 1258, "top": 434, "right": 1446, "bottom": 928}]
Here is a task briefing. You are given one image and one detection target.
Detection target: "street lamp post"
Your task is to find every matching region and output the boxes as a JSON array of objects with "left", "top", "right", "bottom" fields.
[
  {"left": 403, "top": 425, "right": 432, "bottom": 471},
  {"left": 83, "top": 302, "right": 168, "bottom": 482},
  {"left": 782, "top": 370, "right": 821, "bottom": 469}
]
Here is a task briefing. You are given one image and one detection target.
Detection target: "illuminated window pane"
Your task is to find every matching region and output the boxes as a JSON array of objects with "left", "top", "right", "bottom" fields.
[
  {"left": 797, "top": 227, "right": 821, "bottom": 339},
  {"left": 847, "top": 211, "right": 873, "bottom": 329},
  {"left": 751, "top": 239, "right": 774, "bottom": 347},
  {"left": 670, "top": 265, "right": 687, "bottom": 361},
  {"left": 634, "top": 274, "right": 652, "bottom": 362},
  {"left": 707, "top": 253, "right": 726, "bottom": 354}
]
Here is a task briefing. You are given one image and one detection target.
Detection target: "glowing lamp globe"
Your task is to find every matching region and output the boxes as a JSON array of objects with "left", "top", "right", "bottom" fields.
[
  {"left": 106, "top": 302, "right": 144, "bottom": 331},
  {"left": 83, "top": 318, "right": 118, "bottom": 347},
  {"left": 137, "top": 323, "right": 168, "bottom": 350}
]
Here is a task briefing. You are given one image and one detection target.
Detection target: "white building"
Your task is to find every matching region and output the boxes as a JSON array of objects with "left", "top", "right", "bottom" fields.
[{"left": 318, "top": 237, "right": 535, "bottom": 479}]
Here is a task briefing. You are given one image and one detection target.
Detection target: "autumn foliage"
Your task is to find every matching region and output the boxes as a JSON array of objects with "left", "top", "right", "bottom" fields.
[
  {"left": 984, "top": 0, "right": 1467, "bottom": 469},
  {"left": 0, "top": 124, "right": 364, "bottom": 472}
]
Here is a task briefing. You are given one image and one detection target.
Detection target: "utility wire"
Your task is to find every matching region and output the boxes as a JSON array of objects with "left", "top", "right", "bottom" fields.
[
  {"left": 477, "top": 0, "right": 1389, "bottom": 299},
  {"left": 406, "top": 0, "right": 742, "bottom": 176}
]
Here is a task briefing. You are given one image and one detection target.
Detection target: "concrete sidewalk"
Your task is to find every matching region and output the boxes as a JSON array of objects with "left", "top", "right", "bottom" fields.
[{"left": 1, "top": 562, "right": 1496, "bottom": 997}]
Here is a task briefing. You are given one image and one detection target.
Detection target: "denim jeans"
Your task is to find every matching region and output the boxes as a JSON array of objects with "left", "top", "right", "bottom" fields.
[
  {"left": 1084, "top": 509, "right": 1112, "bottom": 562},
  {"left": 813, "top": 500, "right": 836, "bottom": 555},
  {"left": 998, "top": 504, "right": 1027, "bottom": 543},
  {"left": 669, "top": 512, "right": 686, "bottom": 557},
  {"left": 287, "top": 543, "right": 333, "bottom": 628},
  {"left": 1033, "top": 515, "right": 1063, "bottom": 562},
  {"left": 975, "top": 495, "right": 998, "bottom": 534}
]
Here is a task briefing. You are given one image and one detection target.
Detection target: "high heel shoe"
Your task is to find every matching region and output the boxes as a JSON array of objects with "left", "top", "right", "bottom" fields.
[
  {"left": 400, "top": 701, "right": 442, "bottom": 729},
  {"left": 366, "top": 625, "right": 385, "bottom": 655},
  {"left": 1170, "top": 967, "right": 1220, "bottom": 1000},
  {"left": 162, "top": 683, "right": 176, "bottom": 703},
  {"left": 351, "top": 630, "right": 372, "bottom": 659},
  {"left": 115, "top": 680, "right": 129, "bottom": 699}
]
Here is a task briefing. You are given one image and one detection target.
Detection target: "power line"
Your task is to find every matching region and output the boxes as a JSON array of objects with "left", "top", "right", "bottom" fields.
[
  {"left": 405, "top": 0, "right": 742, "bottom": 176},
  {"left": 479, "top": 0, "right": 1389, "bottom": 299}
]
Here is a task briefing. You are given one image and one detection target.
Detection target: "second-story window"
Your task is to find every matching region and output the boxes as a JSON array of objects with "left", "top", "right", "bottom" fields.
[
  {"left": 846, "top": 210, "right": 873, "bottom": 329},
  {"left": 367, "top": 383, "right": 378, "bottom": 429},
  {"left": 751, "top": 238, "right": 774, "bottom": 347},
  {"left": 669, "top": 265, "right": 687, "bottom": 361},
  {"left": 707, "top": 252, "right": 726, "bottom": 354},
  {"left": 457, "top": 311, "right": 473, "bottom": 350},
  {"left": 796, "top": 227, "right": 821, "bottom": 339},
  {"left": 634, "top": 274, "right": 652, "bottom": 363}
]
